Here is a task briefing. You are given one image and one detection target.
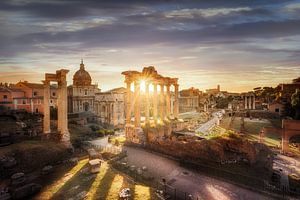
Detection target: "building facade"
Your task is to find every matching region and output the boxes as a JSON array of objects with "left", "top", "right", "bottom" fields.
[
  {"left": 0, "top": 82, "right": 57, "bottom": 114},
  {"left": 178, "top": 87, "right": 202, "bottom": 113},
  {"left": 67, "top": 60, "right": 100, "bottom": 113},
  {"left": 94, "top": 87, "right": 126, "bottom": 127}
]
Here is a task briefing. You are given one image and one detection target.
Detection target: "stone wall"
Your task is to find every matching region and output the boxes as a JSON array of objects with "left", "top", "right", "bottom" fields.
[{"left": 146, "top": 135, "right": 273, "bottom": 170}]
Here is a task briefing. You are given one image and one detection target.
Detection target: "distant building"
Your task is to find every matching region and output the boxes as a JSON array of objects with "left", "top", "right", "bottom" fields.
[
  {"left": 67, "top": 61, "right": 125, "bottom": 127},
  {"left": 268, "top": 102, "right": 284, "bottom": 115},
  {"left": 277, "top": 78, "right": 300, "bottom": 104},
  {"left": 179, "top": 87, "right": 202, "bottom": 113},
  {"left": 94, "top": 87, "right": 126, "bottom": 127},
  {"left": 0, "top": 81, "right": 57, "bottom": 114},
  {"left": 241, "top": 92, "right": 256, "bottom": 110},
  {"left": 67, "top": 60, "right": 100, "bottom": 113},
  {"left": 206, "top": 85, "right": 220, "bottom": 95}
]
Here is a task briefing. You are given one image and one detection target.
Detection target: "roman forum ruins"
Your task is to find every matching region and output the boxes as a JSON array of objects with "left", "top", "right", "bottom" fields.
[
  {"left": 243, "top": 92, "right": 256, "bottom": 110},
  {"left": 122, "top": 66, "right": 179, "bottom": 144},
  {"left": 43, "top": 69, "right": 71, "bottom": 147}
]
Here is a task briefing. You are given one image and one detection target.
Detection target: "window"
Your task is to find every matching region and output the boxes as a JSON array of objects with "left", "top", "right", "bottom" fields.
[
  {"left": 85, "top": 90, "right": 88, "bottom": 95},
  {"left": 33, "top": 91, "right": 37, "bottom": 96},
  {"left": 23, "top": 100, "right": 26, "bottom": 104},
  {"left": 52, "top": 92, "right": 56, "bottom": 96},
  {"left": 3, "top": 95, "right": 7, "bottom": 99},
  {"left": 275, "top": 108, "right": 280, "bottom": 113},
  {"left": 35, "top": 108, "right": 39, "bottom": 113}
]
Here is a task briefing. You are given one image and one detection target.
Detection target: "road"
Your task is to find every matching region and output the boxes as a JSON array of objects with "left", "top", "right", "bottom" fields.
[
  {"left": 123, "top": 146, "right": 273, "bottom": 200},
  {"left": 273, "top": 153, "right": 300, "bottom": 193},
  {"left": 195, "top": 111, "right": 223, "bottom": 134}
]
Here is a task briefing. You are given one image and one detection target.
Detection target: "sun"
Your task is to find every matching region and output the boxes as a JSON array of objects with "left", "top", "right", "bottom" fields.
[
  {"left": 140, "top": 80, "right": 146, "bottom": 93},
  {"left": 130, "top": 80, "right": 154, "bottom": 93}
]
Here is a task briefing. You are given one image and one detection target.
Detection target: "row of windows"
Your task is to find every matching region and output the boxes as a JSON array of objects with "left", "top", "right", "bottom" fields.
[
  {"left": 3, "top": 92, "right": 56, "bottom": 99},
  {"left": 33, "top": 91, "right": 56, "bottom": 96}
]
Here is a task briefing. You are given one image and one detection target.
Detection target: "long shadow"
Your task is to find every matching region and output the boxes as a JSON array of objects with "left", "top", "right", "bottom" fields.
[
  {"left": 51, "top": 162, "right": 95, "bottom": 200},
  {"left": 90, "top": 167, "right": 116, "bottom": 199},
  {"left": 32, "top": 160, "right": 89, "bottom": 200}
]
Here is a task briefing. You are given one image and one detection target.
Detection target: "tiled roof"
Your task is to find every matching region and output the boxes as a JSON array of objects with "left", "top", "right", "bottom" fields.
[{"left": 19, "top": 82, "right": 44, "bottom": 89}]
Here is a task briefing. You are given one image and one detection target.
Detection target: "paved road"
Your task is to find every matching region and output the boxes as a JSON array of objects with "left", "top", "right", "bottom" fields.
[
  {"left": 273, "top": 153, "right": 300, "bottom": 193},
  {"left": 195, "top": 111, "right": 223, "bottom": 134},
  {"left": 123, "top": 146, "right": 272, "bottom": 200},
  {"left": 88, "top": 136, "right": 112, "bottom": 147}
]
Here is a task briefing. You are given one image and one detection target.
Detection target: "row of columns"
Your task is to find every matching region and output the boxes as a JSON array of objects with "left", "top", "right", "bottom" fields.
[
  {"left": 126, "top": 80, "right": 179, "bottom": 127},
  {"left": 244, "top": 95, "right": 255, "bottom": 110}
]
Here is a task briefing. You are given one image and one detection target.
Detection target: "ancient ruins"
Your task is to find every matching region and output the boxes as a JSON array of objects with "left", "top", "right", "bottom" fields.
[
  {"left": 122, "top": 66, "right": 179, "bottom": 144},
  {"left": 43, "top": 69, "right": 71, "bottom": 147},
  {"left": 243, "top": 92, "right": 256, "bottom": 110}
]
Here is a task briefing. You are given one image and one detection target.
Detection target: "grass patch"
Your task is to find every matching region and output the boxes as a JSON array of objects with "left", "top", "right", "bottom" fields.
[
  {"left": 109, "top": 136, "right": 126, "bottom": 146},
  {"left": 197, "top": 125, "right": 227, "bottom": 139}
]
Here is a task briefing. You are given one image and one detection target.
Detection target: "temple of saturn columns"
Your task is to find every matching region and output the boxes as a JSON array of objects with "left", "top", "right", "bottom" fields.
[
  {"left": 43, "top": 69, "right": 71, "bottom": 147},
  {"left": 122, "top": 66, "right": 179, "bottom": 144}
]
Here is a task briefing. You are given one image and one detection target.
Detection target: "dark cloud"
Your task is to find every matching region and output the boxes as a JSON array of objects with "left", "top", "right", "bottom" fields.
[{"left": 0, "top": 0, "right": 300, "bottom": 66}]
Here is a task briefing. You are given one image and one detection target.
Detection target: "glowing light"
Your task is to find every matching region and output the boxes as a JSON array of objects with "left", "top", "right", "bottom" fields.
[
  {"left": 134, "top": 185, "right": 151, "bottom": 200},
  {"left": 140, "top": 80, "right": 146, "bottom": 93},
  {"left": 34, "top": 159, "right": 89, "bottom": 200},
  {"left": 206, "top": 184, "right": 231, "bottom": 200},
  {"left": 149, "top": 83, "right": 154, "bottom": 93},
  {"left": 106, "top": 175, "right": 124, "bottom": 199},
  {"left": 86, "top": 162, "right": 108, "bottom": 200},
  {"left": 130, "top": 82, "right": 134, "bottom": 92}
]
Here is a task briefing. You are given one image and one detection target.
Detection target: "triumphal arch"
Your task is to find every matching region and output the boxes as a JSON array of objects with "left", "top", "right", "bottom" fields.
[
  {"left": 43, "top": 69, "right": 71, "bottom": 147},
  {"left": 122, "top": 66, "right": 179, "bottom": 144}
]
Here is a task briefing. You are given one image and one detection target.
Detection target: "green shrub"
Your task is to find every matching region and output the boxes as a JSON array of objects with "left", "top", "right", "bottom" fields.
[
  {"left": 89, "top": 125, "right": 100, "bottom": 132},
  {"left": 227, "top": 130, "right": 240, "bottom": 139},
  {"left": 98, "top": 129, "right": 106, "bottom": 137}
]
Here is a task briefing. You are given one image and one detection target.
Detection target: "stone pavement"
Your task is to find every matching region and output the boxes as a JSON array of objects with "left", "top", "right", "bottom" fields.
[{"left": 124, "top": 146, "right": 273, "bottom": 200}]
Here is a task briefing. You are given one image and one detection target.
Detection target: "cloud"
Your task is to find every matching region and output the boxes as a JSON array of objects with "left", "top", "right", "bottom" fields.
[{"left": 0, "top": 0, "right": 300, "bottom": 92}]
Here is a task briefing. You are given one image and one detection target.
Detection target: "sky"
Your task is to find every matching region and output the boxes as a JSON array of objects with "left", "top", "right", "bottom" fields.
[{"left": 0, "top": 0, "right": 300, "bottom": 92}]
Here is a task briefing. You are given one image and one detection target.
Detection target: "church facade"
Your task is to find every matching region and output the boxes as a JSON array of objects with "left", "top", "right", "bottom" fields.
[
  {"left": 67, "top": 60, "right": 126, "bottom": 127},
  {"left": 67, "top": 60, "right": 100, "bottom": 114}
]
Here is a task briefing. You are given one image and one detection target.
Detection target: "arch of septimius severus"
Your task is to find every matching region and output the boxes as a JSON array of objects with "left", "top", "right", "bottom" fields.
[
  {"left": 122, "top": 66, "right": 179, "bottom": 144},
  {"left": 43, "top": 69, "right": 71, "bottom": 147}
]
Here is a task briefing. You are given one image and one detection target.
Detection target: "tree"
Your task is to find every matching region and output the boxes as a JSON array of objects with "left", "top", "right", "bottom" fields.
[{"left": 291, "top": 89, "right": 300, "bottom": 119}]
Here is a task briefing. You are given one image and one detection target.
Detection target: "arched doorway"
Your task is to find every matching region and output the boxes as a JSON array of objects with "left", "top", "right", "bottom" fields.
[
  {"left": 282, "top": 120, "right": 300, "bottom": 153},
  {"left": 83, "top": 102, "right": 89, "bottom": 112},
  {"left": 289, "top": 134, "right": 300, "bottom": 151}
]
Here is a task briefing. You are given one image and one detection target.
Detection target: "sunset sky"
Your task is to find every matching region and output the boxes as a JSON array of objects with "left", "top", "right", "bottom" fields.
[{"left": 1, "top": 0, "right": 300, "bottom": 92}]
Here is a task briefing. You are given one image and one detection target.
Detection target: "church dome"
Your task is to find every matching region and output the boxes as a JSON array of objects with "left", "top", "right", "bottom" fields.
[{"left": 73, "top": 60, "right": 92, "bottom": 86}]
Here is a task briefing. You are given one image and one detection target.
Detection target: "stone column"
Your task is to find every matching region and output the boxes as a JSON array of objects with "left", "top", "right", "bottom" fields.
[
  {"left": 13, "top": 99, "right": 17, "bottom": 110},
  {"left": 134, "top": 81, "right": 141, "bottom": 127},
  {"left": 166, "top": 84, "right": 171, "bottom": 118},
  {"left": 160, "top": 84, "right": 165, "bottom": 120},
  {"left": 43, "top": 80, "right": 51, "bottom": 134},
  {"left": 125, "top": 80, "right": 131, "bottom": 125},
  {"left": 174, "top": 84, "right": 179, "bottom": 118},
  {"left": 57, "top": 79, "right": 68, "bottom": 135},
  {"left": 145, "top": 82, "right": 150, "bottom": 125},
  {"left": 30, "top": 99, "right": 34, "bottom": 113},
  {"left": 153, "top": 83, "right": 158, "bottom": 124},
  {"left": 252, "top": 95, "right": 255, "bottom": 110},
  {"left": 248, "top": 96, "right": 250, "bottom": 110},
  {"left": 244, "top": 96, "right": 247, "bottom": 110}
]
